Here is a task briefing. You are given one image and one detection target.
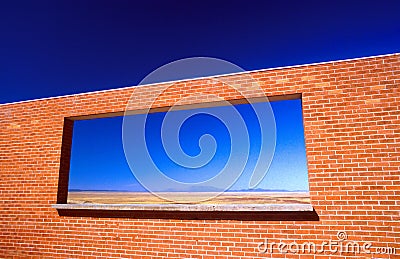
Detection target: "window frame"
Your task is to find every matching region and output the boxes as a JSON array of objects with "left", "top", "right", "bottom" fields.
[{"left": 53, "top": 93, "right": 314, "bottom": 213}]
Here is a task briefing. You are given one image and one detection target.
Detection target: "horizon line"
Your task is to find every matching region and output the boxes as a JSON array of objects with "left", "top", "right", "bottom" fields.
[{"left": 68, "top": 189, "right": 310, "bottom": 193}]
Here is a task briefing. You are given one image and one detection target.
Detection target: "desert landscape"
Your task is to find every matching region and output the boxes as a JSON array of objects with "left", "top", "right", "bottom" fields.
[{"left": 67, "top": 191, "right": 310, "bottom": 205}]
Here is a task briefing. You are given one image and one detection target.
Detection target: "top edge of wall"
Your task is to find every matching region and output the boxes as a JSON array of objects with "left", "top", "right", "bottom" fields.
[{"left": 1, "top": 52, "right": 398, "bottom": 106}]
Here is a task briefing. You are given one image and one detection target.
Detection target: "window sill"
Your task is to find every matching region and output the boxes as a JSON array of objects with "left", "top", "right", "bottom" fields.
[{"left": 52, "top": 203, "right": 313, "bottom": 212}]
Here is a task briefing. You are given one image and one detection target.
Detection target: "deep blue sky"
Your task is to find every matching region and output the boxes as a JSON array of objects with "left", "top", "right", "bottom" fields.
[
  {"left": 1, "top": 0, "right": 399, "bottom": 104},
  {"left": 69, "top": 99, "right": 309, "bottom": 192}
]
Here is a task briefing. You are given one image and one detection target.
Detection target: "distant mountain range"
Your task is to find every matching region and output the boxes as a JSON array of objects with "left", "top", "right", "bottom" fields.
[{"left": 228, "top": 188, "right": 308, "bottom": 193}]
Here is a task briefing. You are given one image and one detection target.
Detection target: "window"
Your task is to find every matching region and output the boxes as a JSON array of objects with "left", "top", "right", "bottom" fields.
[{"left": 57, "top": 94, "right": 311, "bottom": 211}]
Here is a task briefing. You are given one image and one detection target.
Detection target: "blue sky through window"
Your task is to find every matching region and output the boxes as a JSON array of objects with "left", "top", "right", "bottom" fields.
[{"left": 69, "top": 99, "right": 309, "bottom": 192}]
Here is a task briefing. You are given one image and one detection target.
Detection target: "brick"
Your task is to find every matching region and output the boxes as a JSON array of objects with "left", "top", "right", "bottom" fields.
[{"left": 0, "top": 53, "right": 399, "bottom": 258}]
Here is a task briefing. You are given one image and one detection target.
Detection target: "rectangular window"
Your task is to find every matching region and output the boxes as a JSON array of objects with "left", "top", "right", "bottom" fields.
[{"left": 59, "top": 95, "right": 311, "bottom": 211}]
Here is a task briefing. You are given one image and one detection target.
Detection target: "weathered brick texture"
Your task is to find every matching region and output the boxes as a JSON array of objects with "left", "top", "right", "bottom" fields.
[{"left": 0, "top": 54, "right": 399, "bottom": 258}]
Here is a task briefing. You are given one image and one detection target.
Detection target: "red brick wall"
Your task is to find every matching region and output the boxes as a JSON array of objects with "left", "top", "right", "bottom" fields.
[{"left": 0, "top": 54, "right": 399, "bottom": 258}]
